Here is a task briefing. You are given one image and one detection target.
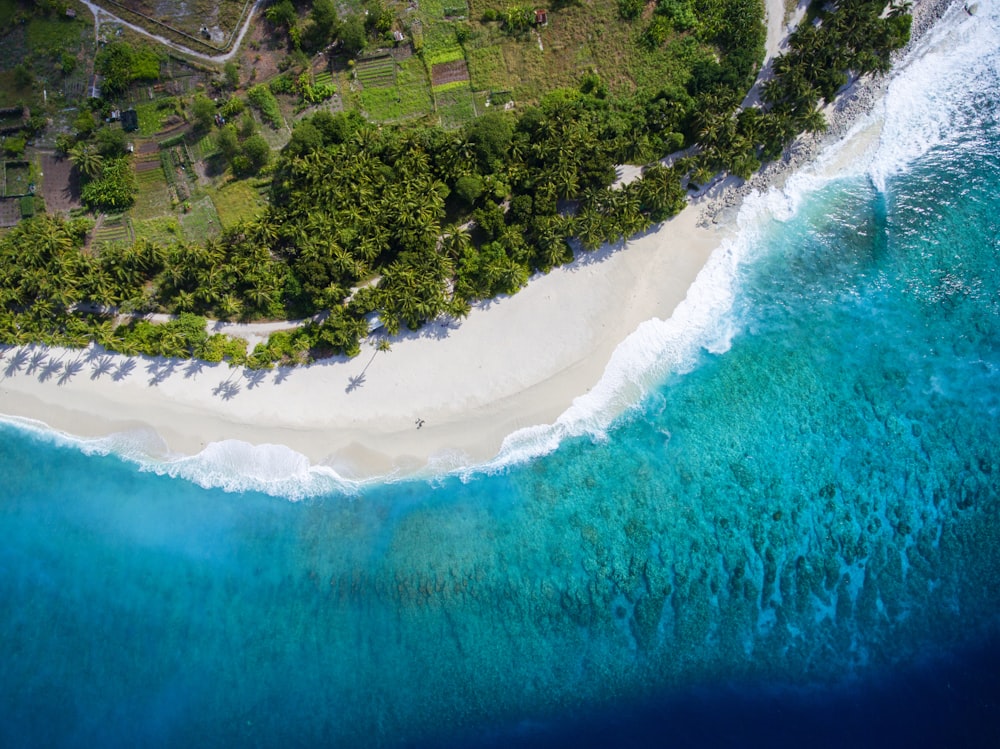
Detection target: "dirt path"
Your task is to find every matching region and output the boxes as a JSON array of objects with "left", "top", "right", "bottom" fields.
[
  {"left": 741, "top": 0, "right": 803, "bottom": 109},
  {"left": 78, "top": 0, "right": 262, "bottom": 64}
]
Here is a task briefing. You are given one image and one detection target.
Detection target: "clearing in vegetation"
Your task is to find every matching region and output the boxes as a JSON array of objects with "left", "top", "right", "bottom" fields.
[{"left": 3, "top": 161, "right": 30, "bottom": 197}]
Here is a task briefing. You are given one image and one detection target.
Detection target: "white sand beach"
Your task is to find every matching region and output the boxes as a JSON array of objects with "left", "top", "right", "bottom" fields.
[
  {"left": 0, "top": 0, "right": 953, "bottom": 482},
  {"left": 0, "top": 205, "right": 724, "bottom": 479}
]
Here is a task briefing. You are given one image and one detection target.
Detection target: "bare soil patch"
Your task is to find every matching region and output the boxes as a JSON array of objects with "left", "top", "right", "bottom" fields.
[
  {"left": 235, "top": 24, "right": 283, "bottom": 89},
  {"left": 431, "top": 60, "right": 470, "bottom": 87},
  {"left": 39, "top": 152, "right": 81, "bottom": 215},
  {"left": 0, "top": 198, "right": 20, "bottom": 227}
]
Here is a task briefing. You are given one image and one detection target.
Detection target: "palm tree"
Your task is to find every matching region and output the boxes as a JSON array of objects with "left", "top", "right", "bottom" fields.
[{"left": 68, "top": 143, "right": 104, "bottom": 179}]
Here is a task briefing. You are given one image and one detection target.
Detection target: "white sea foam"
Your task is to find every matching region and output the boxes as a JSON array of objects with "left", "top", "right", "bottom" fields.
[
  {"left": 869, "top": 1, "right": 999, "bottom": 191},
  {"left": 479, "top": 224, "right": 762, "bottom": 475},
  {"left": 476, "top": 1, "right": 993, "bottom": 476},
  {"left": 4, "top": 4, "right": 987, "bottom": 495},
  {"left": 147, "top": 441, "right": 363, "bottom": 499},
  {"left": 0, "top": 414, "right": 364, "bottom": 499}
]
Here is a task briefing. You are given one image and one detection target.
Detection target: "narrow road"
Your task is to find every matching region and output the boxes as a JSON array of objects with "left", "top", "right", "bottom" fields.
[{"left": 78, "top": 0, "right": 262, "bottom": 63}]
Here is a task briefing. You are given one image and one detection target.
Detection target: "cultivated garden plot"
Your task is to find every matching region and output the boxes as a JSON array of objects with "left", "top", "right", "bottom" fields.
[
  {"left": 434, "top": 83, "right": 478, "bottom": 130},
  {"left": 39, "top": 152, "right": 81, "bottom": 214},
  {"left": 3, "top": 161, "right": 30, "bottom": 197},
  {"left": 0, "top": 197, "right": 19, "bottom": 227}
]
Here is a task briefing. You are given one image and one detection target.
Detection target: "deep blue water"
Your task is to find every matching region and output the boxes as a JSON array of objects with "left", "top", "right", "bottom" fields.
[{"left": 2, "top": 4, "right": 999, "bottom": 747}]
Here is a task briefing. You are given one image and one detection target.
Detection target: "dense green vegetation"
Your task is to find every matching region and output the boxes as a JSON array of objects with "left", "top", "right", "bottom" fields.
[
  {"left": 95, "top": 40, "right": 163, "bottom": 97},
  {"left": 0, "top": 0, "right": 912, "bottom": 367}
]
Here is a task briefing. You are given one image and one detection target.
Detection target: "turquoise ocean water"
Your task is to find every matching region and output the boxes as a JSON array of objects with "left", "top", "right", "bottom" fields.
[{"left": 2, "top": 4, "right": 999, "bottom": 747}]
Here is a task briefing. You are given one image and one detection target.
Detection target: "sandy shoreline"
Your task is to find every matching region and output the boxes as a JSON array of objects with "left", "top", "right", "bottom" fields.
[
  {"left": 0, "top": 205, "right": 723, "bottom": 479},
  {"left": 0, "top": 0, "right": 954, "bottom": 481}
]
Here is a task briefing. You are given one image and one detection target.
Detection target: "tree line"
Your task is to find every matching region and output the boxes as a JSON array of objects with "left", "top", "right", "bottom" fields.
[{"left": 0, "top": 1, "right": 912, "bottom": 368}]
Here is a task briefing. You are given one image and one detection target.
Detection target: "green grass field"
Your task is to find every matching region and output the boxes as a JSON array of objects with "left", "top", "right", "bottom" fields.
[
  {"left": 179, "top": 195, "right": 221, "bottom": 242},
  {"left": 434, "top": 85, "right": 477, "bottom": 129},
  {"left": 209, "top": 179, "right": 266, "bottom": 229},
  {"left": 359, "top": 57, "right": 433, "bottom": 122},
  {"left": 3, "top": 161, "right": 30, "bottom": 197},
  {"left": 130, "top": 165, "right": 173, "bottom": 219},
  {"left": 134, "top": 101, "right": 168, "bottom": 137},
  {"left": 132, "top": 215, "right": 182, "bottom": 245},
  {"left": 26, "top": 16, "right": 86, "bottom": 53}
]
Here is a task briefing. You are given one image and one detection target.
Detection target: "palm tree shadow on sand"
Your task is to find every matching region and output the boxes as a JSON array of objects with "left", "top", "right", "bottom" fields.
[
  {"left": 3, "top": 349, "right": 29, "bottom": 379},
  {"left": 113, "top": 359, "right": 136, "bottom": 381},
  {"left": 57, "top": 359, "right": 84, "bottom": 386},
  {"left": 345, "top": 339, "right": 391, "bottom": 394},
  {"left": 213, "top": 379, "right": 241, "bottom": 401},
  {"left": 346, "top": 372, "right": 366, "bottom": 392},
  {"left": 38, "top": 358, "right": 63, "bottom": 383},
  {"left": 147, "top": 359, "right": 178, "bottom": 386},
  {"left": 91, "top": 356, "right": 115, "bottom": 380}
]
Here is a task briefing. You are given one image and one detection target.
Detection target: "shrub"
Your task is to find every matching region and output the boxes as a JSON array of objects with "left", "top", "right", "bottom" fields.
[
  {"left": 3, "top": 136, "right": 25, "bottom": 157},
  {"left": 454, "top": 174, "right": 484, "bottom": 205},
  {"left": 81, "top": 157, "right": 137, "bottom": 211},
  {"left": 247, "top": 84, "right": 282, "bottom": 128},
  {"left": 220, "top": 96, "right": 246, "bottom": 119}
]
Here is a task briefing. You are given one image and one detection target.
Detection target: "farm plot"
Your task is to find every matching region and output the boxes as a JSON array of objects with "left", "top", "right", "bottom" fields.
[
  {"left": 0, "top": 198, "right": 19, "bottom": 227},
  {"left": 3, "top": 161, "right": 30, "bottom": 196},
  {"left": 466, "top": 44, "right": 509, "bottom": 92},
  {"left": 0, "top": 106, "right": 24, "bottom": 134},
  {"left": 209, "top": 179, "right": 266, "bottom": 229},
  {"left": 179, "top": 195, "right": 221, "bottom": 243},
  {"left": 434, "top": 84, "right": 477, "bottom": 129},
  {"left": 189, "top": 132, "right": 219, "bottom": 162},
  {"left": 431, "top": 59, "right": 470, "bottom": 88},
  {"left": 131, "top": 160, "right": 173, "bottom": 219},
  {"left": 359, "top": 56, "right": 433, "bottom": 122},
  {"left": 39, "top": 152, "right": 81, "bottom": 214},
  {"left": 160, "top": 146, "right": 193, "bottom": 202},
  {"left": 355, "top": 55, "right": 396, "bottom": 89},
  {"left": 92, "top": 214, "right": 134, "bottom": 247},
  {"left": 132, "top": 215, "right": 182, "bottom": 245}
]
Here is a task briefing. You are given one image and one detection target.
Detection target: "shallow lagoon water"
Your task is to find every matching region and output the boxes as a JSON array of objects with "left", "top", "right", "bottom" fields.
[{"left": 2, "top": 4, "right": 1000, "bottom": 747}]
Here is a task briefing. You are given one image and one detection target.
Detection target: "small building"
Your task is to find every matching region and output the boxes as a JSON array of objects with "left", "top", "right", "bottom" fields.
[
  {"left": 393, "top": 30, "right": 405, "bottom": 43},
  {"left": 121, "top": 108, "right": 139, "bottom": 132},
  {"left": 534, "top": 9, "right": 548, "bottom": 26},
  {"left": 65, "top": 8, "right": 77, "bottom": 18}
]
